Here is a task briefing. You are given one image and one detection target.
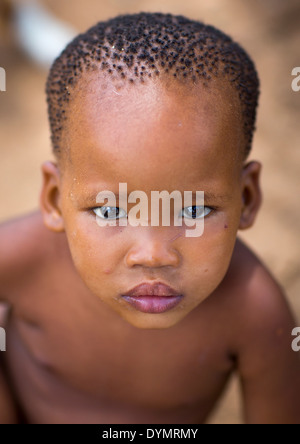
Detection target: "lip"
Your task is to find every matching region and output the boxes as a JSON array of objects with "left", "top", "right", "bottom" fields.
[{"left": 121, "top": 282, "right": 184, "bottom": 314}]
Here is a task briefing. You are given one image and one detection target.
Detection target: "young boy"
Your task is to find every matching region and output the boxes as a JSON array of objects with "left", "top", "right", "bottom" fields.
[{"left": 0, "top": 12, "right": 299, "bottom": 424}]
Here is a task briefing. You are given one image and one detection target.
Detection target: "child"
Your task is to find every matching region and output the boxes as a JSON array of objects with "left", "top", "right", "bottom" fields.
[{"left": 0, "top": 12, "right": 299, "bottom": 424}]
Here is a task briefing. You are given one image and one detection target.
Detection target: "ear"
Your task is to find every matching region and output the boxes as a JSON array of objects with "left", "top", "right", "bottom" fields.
[
  {"left": 239, "top": 161, "right": 263, "bottom": 230},
  {"left": 40, "top": 161, "right": 65, "bottom": 232}
]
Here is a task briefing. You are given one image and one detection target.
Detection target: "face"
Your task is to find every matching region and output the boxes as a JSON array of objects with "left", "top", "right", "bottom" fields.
[{"left": 41, "top": 74, "right": 261, "bottom": 329}]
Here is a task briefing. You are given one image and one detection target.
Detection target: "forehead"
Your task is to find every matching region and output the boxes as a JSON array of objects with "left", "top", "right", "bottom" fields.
[{"left": 62, "top": 74, "right": 244, "bottom": 189}]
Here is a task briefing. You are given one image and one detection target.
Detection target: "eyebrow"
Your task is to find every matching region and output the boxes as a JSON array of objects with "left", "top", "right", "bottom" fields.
[
  {"left": 92, "top": 191, "right": 232, "bottom": 203},
  {"left": 204, "top": 192, "right": 232, "bottom": 203}
]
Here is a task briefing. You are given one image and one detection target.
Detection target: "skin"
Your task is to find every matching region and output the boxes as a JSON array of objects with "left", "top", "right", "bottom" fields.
[{"left": 0, "top": 74, "right": 299, "bottom": 424}]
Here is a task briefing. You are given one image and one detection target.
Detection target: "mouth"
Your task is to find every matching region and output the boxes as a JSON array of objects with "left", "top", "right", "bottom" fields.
[{"left": 121, "top": 282, "right": 184, "bottom": 314}]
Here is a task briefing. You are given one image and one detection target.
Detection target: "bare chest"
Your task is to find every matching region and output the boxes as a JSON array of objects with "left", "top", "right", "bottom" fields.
[{"left": 5, "top": 310, "right": 233, "bottom": 424}]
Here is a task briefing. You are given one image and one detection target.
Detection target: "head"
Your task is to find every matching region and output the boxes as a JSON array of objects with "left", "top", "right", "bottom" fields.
[{"left": 41, "top": 12, "right": 262, "bottom": 329}]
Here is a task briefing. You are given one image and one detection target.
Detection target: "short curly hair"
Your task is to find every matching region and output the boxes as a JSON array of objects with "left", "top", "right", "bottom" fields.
[{"left": 46, "top": 12, "right": 260, "bottom": 157}]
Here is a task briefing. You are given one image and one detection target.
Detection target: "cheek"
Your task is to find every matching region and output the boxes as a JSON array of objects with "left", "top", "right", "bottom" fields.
[
  {"left": 184, "top": 215, "right": 239, "bottom": 290},
  {"left": 205, "top": 214, "right": 239, "bottom": 263},
  {"left": 64, "top": 214, "right": 126, "bottom": 280}
]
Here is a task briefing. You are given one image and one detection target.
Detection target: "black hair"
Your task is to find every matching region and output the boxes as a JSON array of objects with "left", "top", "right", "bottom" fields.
[{"left": 46, "top": 12, "right": 259, "bottom": 157}]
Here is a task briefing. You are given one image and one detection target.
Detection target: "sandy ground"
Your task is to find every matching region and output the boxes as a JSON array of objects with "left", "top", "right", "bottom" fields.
[{"left": 0, "top": 0, "right": 299, "bottom": 424}]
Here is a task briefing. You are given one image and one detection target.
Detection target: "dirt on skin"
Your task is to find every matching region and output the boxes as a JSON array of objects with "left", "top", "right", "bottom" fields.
[{"left": 0, "top": 0, "right": 299, "bottom": 424}]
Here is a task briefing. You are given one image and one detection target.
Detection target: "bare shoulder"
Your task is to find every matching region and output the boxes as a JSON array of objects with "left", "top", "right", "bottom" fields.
[
  {"left": 226, "top": 237, "right": 297, "bottom": 351},
  {"left": 228, "top": 238, "right": 300, "bottom": 424},
  {"left": 229, "top": 237, "right": 297, "bottom": 333},
  {"left": 0, "top": 211, "right": 65, "bottom": 302},
  {"left": 0, "top": 211, "right": 49, "bottom": 278}
]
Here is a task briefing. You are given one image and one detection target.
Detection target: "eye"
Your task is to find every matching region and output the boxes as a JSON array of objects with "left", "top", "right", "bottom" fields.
[
  {"left": 93, "top": 207, "right": 127, "bottom": 220},
  {"left": 180, "top": 206, "right": 212, "bottom": 219}
]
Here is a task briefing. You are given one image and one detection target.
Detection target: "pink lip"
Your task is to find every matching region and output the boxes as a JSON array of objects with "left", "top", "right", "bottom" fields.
[{"left": 121, "top": 282, "right": 184, "bottom": 314}]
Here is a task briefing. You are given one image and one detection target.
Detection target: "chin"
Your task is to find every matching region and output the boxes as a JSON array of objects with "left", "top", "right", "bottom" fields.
[{"left": 120, "top": 311, "right": 186, "bottom": 330}]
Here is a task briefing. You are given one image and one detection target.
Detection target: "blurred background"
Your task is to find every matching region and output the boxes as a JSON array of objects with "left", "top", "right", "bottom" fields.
[{"left": 0, "top": 0, "right": 299, "bottom": 424}]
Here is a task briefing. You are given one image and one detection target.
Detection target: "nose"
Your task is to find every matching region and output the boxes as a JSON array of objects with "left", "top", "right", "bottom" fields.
[{"left": 125, "top": 233, "right": 181, "bottom": 269}]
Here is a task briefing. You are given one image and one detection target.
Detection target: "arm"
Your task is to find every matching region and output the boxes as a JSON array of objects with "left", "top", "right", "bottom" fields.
[
  {"left": 237, "top": 271, "right": 300, "bottom": 424},
  {"left": 0, "top": 364, "right": 18, "bottom": 424},
  {"left": 0, "top": 215, "right": 41, "bottom": 423},
  {"left": 0, "top": 276, "right": 17, "bottom": 423},
  {"left": 0, "top": 301, "right": 17, "bottom": 423}
]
